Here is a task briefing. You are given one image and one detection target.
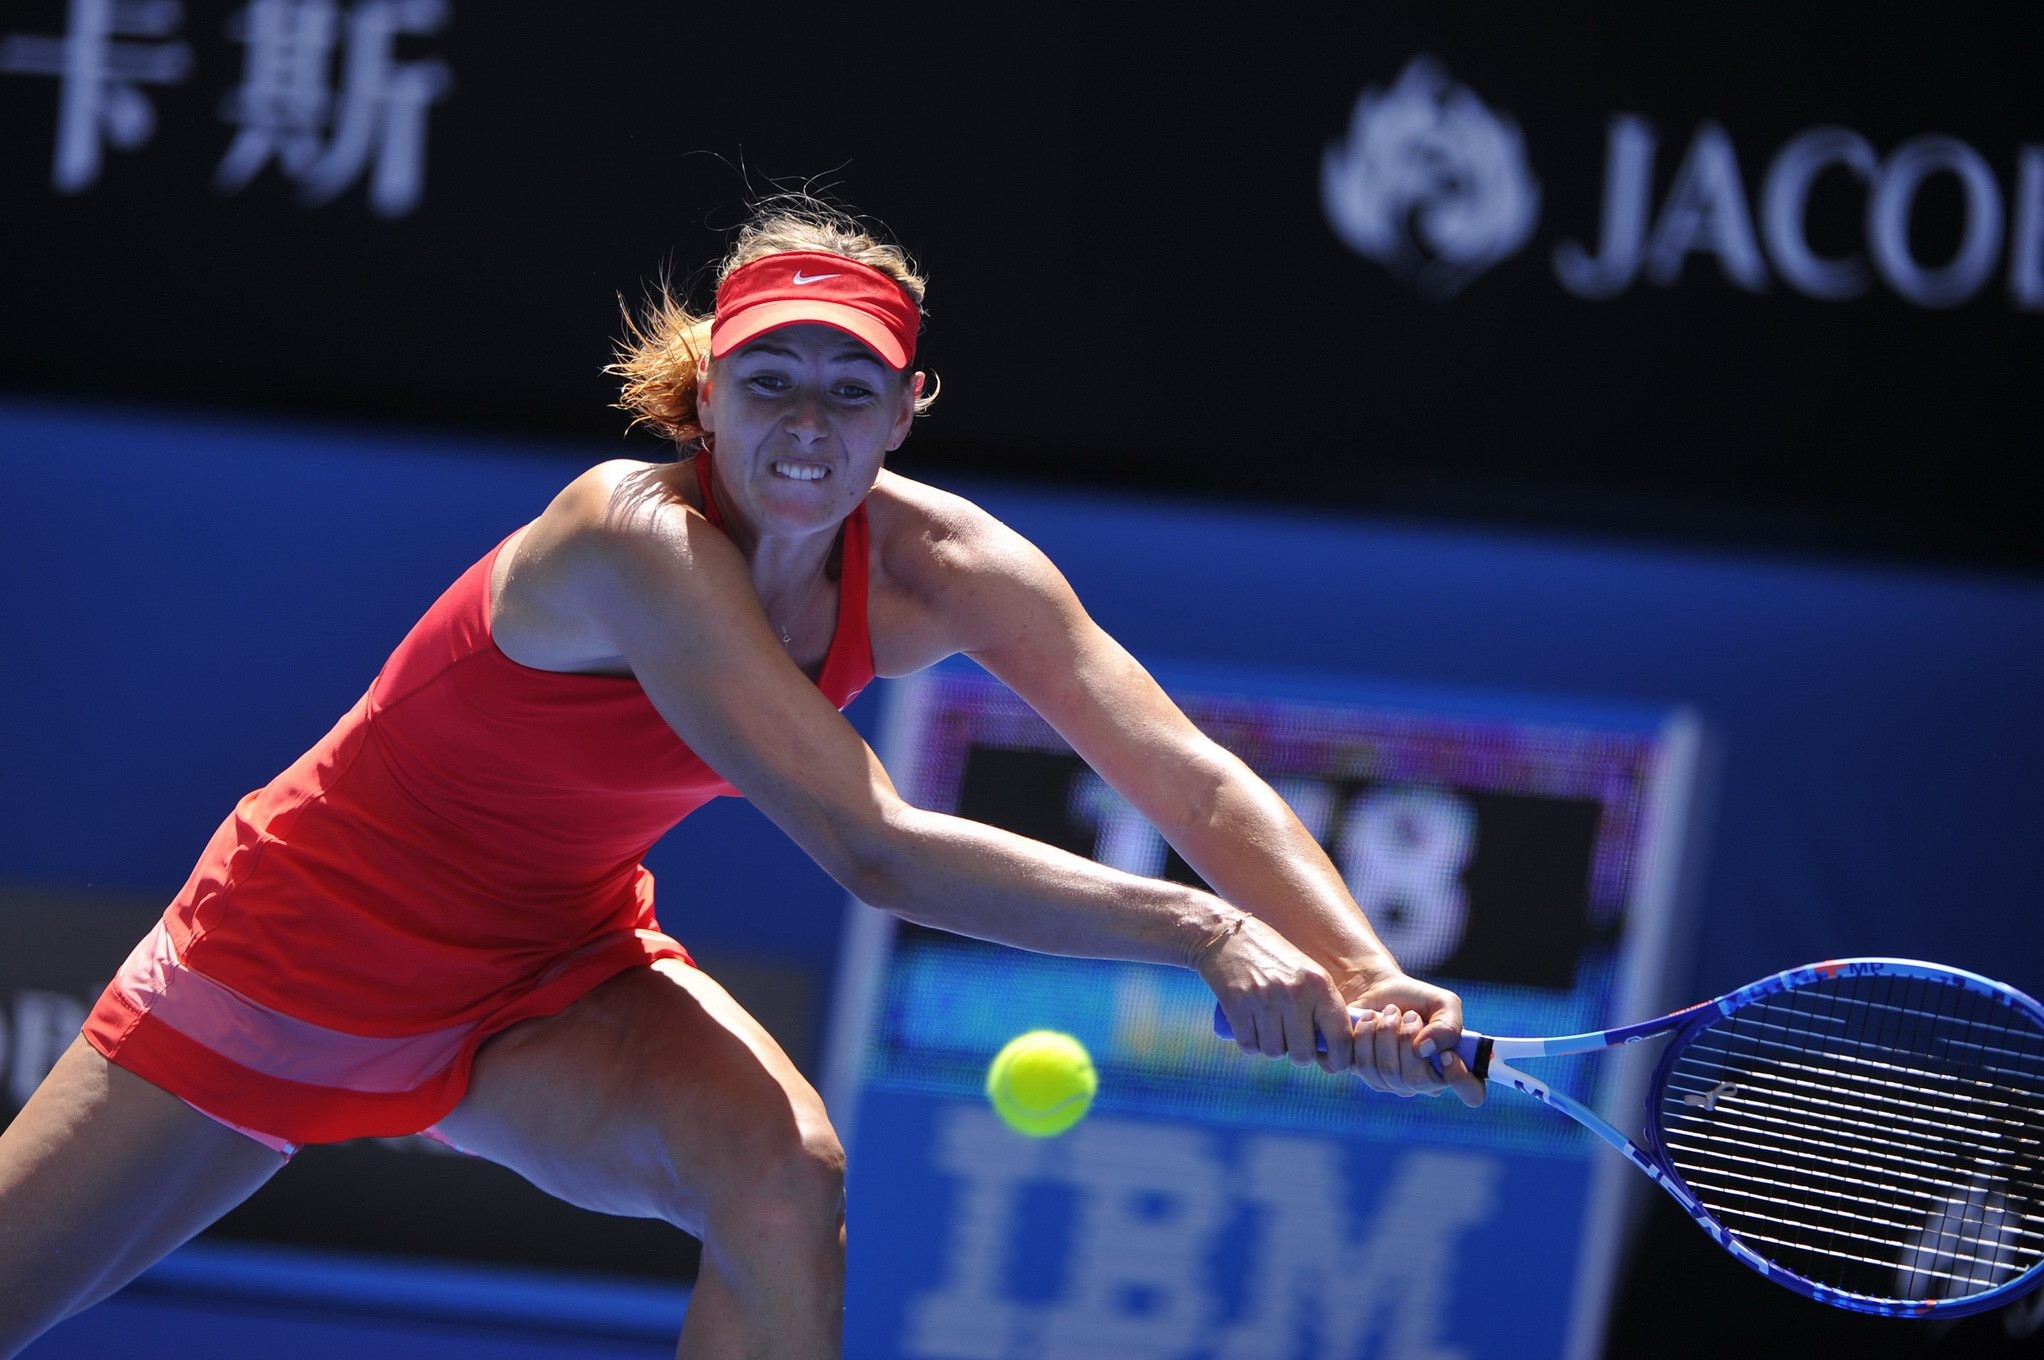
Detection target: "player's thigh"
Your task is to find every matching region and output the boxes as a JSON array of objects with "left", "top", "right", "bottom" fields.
[
  {"left": 435, "top": 959, "right": 841, "bottom": 1234},
  {"left": 0, "top": 1035, "right": 286, "bottom": 1347}
]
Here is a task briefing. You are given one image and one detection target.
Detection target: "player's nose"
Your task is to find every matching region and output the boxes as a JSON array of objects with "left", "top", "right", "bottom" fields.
[{"left": 783, "top": 389, "right": 830, "bottom": 442}]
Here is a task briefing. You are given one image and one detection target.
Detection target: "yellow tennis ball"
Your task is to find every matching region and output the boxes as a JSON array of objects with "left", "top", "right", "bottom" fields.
[{"left": 985, "top": 1030, "right": 1097, "bottom": 1137}]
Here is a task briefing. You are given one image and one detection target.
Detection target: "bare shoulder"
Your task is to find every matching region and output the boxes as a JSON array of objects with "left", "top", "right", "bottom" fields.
[
  {"left": 493, "top": 458, "right": 734, "bottom": 672},
  {"left": 869, "top": 471, "right": 1055, "bottom": 592},
  {"left": 866, "top": 470, "right": 1079, "bottom": 676},
  {"left": 534, "top": 458, "right": 699, "bottom": 544}
]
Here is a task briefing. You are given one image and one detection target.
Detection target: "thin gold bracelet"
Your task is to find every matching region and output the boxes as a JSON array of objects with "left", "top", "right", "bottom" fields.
[{"left": 1190, "top": 909, "right": 1249, "bottom": 966}]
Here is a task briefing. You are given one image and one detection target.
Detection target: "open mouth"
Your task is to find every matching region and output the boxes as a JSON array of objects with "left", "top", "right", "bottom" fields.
[{"left": 771, "top": 460, "right": 830, "bottom": 482}]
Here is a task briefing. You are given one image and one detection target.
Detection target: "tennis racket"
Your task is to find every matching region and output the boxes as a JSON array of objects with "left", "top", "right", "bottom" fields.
[{"left": 1213, "top": 958, "right": 2044, "bottom": 1318}]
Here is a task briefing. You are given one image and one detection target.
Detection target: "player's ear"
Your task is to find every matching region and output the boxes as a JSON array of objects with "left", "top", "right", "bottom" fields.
[
  {"left": 887, "top": 370, "right": 922, "bottom": 451},
  {"left": 698, "top": 365, "right": 716, "bottom": 434}
]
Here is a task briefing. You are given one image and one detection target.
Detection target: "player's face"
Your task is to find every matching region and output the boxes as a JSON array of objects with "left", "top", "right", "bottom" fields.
[{"left": 700, "top": 324, "right": 916, "bottom": 539}]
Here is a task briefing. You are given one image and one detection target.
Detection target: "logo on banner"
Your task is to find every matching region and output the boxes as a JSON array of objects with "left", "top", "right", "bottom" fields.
[
  {"left": 0, "top": 0, "right": 453, "bottom": 216},
  {"left": 1320, "top": 57, "right": 1541, "bottom": 300},
  {"left": 903, "top": 1108, "right": 1504, "bottom": 1359},
  {"left": 1326, "top": 53, "right": 2044, "bottom": 311}
]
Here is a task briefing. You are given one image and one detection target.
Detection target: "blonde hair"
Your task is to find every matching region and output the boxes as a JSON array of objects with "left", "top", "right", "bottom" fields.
[{"left": 609, "top": 199, "right": 936, "bottom": 450}]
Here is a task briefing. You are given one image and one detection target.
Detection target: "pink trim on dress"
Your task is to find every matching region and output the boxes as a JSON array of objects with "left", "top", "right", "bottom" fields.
[
  {"left": 110, "top": 923, "right": 477, "bottom": 1093},
  {"left": 177, "top": 1095, "right": 300, "bottom": 1158}
]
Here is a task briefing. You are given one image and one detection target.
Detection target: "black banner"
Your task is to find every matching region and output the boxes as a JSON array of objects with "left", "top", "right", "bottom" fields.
[
  {"left": 953, "top": 746, "right": 1605, "bottom": 990},
  {"left": 4, "top": 3, "right": 2039, "bottom": 564}
]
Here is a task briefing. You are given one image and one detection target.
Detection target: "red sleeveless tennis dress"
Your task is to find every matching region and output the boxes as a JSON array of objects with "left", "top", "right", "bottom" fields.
[{"left": 83, "top": 453, "right": 874, "bottom": 1146}]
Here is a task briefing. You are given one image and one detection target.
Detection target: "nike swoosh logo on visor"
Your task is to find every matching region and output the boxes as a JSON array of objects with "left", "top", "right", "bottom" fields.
[{"left": 791, "top": 271, "right": 841, "bottom": 285}]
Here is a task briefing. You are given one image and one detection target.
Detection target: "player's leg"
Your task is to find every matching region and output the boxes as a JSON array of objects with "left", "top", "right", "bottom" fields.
[
  {"left": 0, "top": 1035, "right": 287, "bottom": 1356},
  {"left": 432, "top": 959, "right": 845, "bottom": 1359}
]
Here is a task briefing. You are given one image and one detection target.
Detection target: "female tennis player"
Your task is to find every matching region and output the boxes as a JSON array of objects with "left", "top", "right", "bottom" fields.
[{"left": 0, "top": 199, "right": 1481, "bottom": 1358}]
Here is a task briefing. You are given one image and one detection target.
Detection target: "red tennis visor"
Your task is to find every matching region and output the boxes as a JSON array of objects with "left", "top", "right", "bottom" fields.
[{"left": 709, "top": 251, "right": 920, "bottom": 370}]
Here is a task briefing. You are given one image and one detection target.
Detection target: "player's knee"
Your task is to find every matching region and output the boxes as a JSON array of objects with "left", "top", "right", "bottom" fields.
[
  {"left": 697, "top": 1112, "right": 845, "bottom": 1252},
  {"left": 745, "top": 1112, "right": 845, "bottom": 1223}
]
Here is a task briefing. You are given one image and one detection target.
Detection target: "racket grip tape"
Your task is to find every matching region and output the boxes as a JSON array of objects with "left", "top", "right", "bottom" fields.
[{"left": 1210, "top": 1004, "right": 1488, "bottom": 1076}]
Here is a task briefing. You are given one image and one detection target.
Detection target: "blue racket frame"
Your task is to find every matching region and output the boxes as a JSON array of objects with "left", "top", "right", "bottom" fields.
[{"left": 1214, "top": 957, "right": 2044, "bottom": 1318}]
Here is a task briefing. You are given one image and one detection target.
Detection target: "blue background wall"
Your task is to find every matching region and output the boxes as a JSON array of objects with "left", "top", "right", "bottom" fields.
[
  {"left": 8, "top": 395, "right": 2044, "bottom": 1355},
  {"left": 7, "top": 395, "right": 2040, "bottom": 1011}
]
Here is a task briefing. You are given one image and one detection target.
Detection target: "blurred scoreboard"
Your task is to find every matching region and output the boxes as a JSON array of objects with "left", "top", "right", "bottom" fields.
[{"left": 825, "top": 665, "right": 1705, "bottom": 1360}]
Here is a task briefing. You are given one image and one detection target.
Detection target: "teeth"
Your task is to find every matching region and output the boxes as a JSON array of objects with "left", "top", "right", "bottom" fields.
[{"left": 772, "top": 461, "right": 828, "bottom": 482}]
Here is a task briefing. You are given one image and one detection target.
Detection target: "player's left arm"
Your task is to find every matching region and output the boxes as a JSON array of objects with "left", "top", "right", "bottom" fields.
[{"left": 925, "top": 510, "right": 1478, "bottom": 1102}]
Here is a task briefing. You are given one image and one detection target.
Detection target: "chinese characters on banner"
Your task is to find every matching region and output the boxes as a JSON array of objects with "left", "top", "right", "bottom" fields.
[{"left": 0, "top": 0, "right": 451, "bottom": 216}]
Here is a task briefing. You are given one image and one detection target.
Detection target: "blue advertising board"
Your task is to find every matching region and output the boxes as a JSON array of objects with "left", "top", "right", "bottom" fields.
[{"left": 826, "top": 666, "right": 1704, "bottom": 1359}]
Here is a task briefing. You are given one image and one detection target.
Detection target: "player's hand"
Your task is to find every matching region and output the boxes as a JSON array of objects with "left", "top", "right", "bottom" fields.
[
  {"left": 1197, "top": 914, "right": 1360, "bottom": 1075},
  {"left": 1347, "top": 973, "right": 1485, "bottom": 1108}
]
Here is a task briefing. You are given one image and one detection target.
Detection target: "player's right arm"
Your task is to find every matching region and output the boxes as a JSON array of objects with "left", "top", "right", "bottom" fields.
[{"left": 505, "top": 464, "right": 1363, "bottom": 1075}]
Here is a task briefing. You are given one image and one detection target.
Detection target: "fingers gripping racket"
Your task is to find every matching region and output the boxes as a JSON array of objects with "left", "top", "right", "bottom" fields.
[{"left": 1214, "top": 959, "right": 2044, "bottom": 1318}]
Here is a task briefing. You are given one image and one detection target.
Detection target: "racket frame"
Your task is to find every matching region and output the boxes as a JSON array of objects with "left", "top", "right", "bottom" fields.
[
  {"left": 1209, "top": 956, "right": 2043, "bottom": 1315},
  {"left": 1470, "top": 957, "right": 2044, "bottom": 1318}
]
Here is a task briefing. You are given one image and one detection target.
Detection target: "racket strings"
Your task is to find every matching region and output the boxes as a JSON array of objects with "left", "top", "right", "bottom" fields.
[
  {"left": 1659, "top": 1128, "right": 2043, "bottom": 1259},
  {"left": 1685, "top": 1008, "right": 2042, "bottom": 1135},
  {"left": 1674, "top": 1015, "right": 2042, "bottom": 1186},
  {"left": 1657, "top": 1149, "right": 2044, "bottom": 1270},
  {"left": 1669, "top": 1058, "right": 2037, "bottom": 1166},
  {"left": 1662, "top": 1121, "right": 2044, "bottom": 1227},
  {"left": 1658, "top": 971, "right": 2044, "bottom": 1303},
  {"left": 1675, "top": 1053, "right": 2040, "bottom": 1166},
  {"left": 1723, "top": 1229, "right": 2012, "bottom": 1290}
]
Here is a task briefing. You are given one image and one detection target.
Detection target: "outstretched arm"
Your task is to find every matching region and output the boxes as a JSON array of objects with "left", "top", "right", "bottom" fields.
[
  {"left": 529, "top": 477, "right": 1255, "bottom": 975},
  {"left": 934, "top": 514, "right": 1480, "bottom": 1103},
  {"left": 538, "top": 470, "right": 1475, "bottom": 1102}
]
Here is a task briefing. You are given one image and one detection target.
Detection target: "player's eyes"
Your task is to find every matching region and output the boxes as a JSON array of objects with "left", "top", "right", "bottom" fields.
[{"left": 736, "top": 372, "right": 875, "bottom": 403}]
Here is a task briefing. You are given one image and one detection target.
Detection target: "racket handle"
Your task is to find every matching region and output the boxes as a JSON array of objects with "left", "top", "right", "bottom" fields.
[{"left": 1210, "top": 1003, "right": 1485, "bottom": 1074}]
